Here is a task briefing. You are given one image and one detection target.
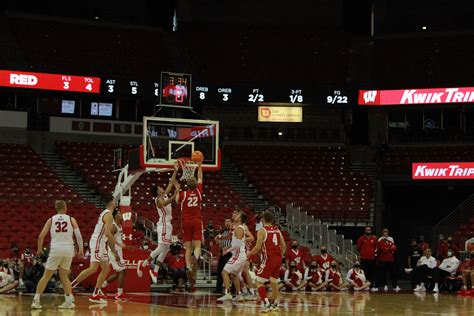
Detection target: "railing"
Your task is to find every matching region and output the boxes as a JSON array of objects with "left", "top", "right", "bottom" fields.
[
  {"left": 432, "top": 194, "right": 474, "bottom": 244},
  {"left": 201, "top": 249, "right": 213, "bottom": 283},
  {"left": 143, "top": 217, "right": 155, "bottom": 240}
]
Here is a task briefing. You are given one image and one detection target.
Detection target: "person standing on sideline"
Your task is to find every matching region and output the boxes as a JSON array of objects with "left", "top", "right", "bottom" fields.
[
  {"left": 356, "top": 226, "right": 377, "bottom": 291},
  {"left": 376, "top": 228, "right": 401, "bottom": 292},
  {"left": 214, "top": 218, "right": 233, "bottom": 294}
]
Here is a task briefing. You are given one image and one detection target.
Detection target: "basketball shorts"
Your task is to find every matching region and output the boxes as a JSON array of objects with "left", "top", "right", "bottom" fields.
[
  {"left": 156, "top": 222, "right": 173, "bottom": 245},
  {"left": 182, "top": 219, "right": 203, "bottom": 242},
  {"left": 45, "top": 255, "right": 73, "bottom": 271},
  {"left": 89, "top": 237, "right": 109, "bottom": 263},
  {"left": 256, "top": 256, "right": 281, "bottom": 283},
  {"left": 109, "top": 249, "right": 126, "bottom": 272},
  {"left": 224, "top": 251, "right": 247, "bottom": 275}
]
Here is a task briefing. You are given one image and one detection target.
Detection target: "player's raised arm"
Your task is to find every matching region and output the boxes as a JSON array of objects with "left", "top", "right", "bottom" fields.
[
  {"left": 37, "top": 219, "right": 52, "bottom": 256},
  {"left": 158, "top": 181, "right": 180, "bottom": 207},
  {"left": 164, "top": 168, "right": 178, "bottom": 195},
  {"left": 71, "top": 217, "right": 84, "bottom": 257},
  {"left": 248, "top": 228, "right": 265, "bottom": 257},
  {"left": 104, "top": 213, "right": 119, "bottom": 258},
  {"left": 197, "top": 161, "right": 203, "bottom": 184}
]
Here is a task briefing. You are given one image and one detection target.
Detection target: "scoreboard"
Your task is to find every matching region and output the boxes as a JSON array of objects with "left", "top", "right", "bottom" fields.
[{"left": 0, "top": 69, "right": 351, "bottom": 106}]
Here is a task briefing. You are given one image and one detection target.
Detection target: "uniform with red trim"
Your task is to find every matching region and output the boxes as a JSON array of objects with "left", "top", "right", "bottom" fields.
[
  {"left": 108, "top": 221, "right": 126, "bottom": 272},
  {"left": 255, "top": 225, "right": 283, "bottom": 282},
  {"left": 346, "top": 268, "right": 367, "bottom": 287},
  {"left": 325, "top": 266, "right": 343, "bottom": 286},
  {"left": 89, "top": 209, "right": 111, "bottom": 263},
  {"left": 156, "top": 195, "right": 173, "bottom": 245},
  {"left": 178, "top": 183, "right": 203, "bottom": 242}
]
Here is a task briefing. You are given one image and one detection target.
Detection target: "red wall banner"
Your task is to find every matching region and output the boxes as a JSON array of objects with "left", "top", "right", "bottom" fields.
[
  {"left": 412, "top": 162, "right": 474, "bottom": 180},
  {"left": 359, "top": 87, "right": 474, "bottom": 106}
]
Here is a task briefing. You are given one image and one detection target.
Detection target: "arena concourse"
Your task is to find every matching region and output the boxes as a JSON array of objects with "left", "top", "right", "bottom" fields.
[{"left": 0, "top": 1, "right": 474, "bottom": 315}]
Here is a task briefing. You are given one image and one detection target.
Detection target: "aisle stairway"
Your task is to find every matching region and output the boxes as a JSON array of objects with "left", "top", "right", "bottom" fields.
[
  {"left": 219, "top": 157, "right": 269, "bottom": 211},
  {"left": 40, "top": 152, "right": 104, "bottom": 207}
]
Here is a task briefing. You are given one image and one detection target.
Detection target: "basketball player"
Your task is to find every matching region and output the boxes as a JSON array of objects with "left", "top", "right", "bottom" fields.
[
  {"left": 138, "top": 168, "right": 179, "bottom": 272},
  {"left": 100, "top": 209, "right": 127, "bottom": 300},
  {"left": 31, "top": 200, "right": 83, "bottom": 309},
  {"left": 71, "top": 196, "right": 120, "bottom": 304},
  {"left": 175, "top": 160, "right": 203, "bottom": 291},
  {"left": 248, "top": 211, "right": 286, "bottom": 313},
  {"left": 217, "top": 211, "right": 248, "bottom": 301}
]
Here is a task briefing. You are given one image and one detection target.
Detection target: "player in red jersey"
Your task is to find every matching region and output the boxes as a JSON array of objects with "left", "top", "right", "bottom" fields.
[
  {"left": 175, "top": 161, "right": 203, "bottom": 290},
  {"left": 248, "top": 211, "right": 286, "bottom": 313}
]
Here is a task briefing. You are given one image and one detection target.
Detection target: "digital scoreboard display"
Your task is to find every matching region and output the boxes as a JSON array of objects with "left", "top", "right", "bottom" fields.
[
  {"left": 160, "top": 72, "right": 191, "bottom": 107},
  {"left": 0, "top": 70, "right": 100, "bottom": 93}
]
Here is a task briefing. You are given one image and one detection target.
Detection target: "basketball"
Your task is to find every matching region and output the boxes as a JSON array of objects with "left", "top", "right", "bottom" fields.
[{"left": 191, "top": 151, "right": 204, "bottom": 162}]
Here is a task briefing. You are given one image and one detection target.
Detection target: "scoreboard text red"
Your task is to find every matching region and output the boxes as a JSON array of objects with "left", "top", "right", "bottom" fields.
[{"left": 0, "top": 70, "right": 100, "bottom": 93}]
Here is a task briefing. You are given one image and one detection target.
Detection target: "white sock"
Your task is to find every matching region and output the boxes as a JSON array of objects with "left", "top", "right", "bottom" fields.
[
  {"left": 249, "top": 288, "right": 255, "bottom": 295},
  {"left": 102, "top": 281, "right": 109, "bottom": 288},
  {"left": 241, "top": 287, "right": 248, "bottom": 294},
  {"left": 142, "top": 260, "right": 149, "bottom": 268},
  {"left": 117, "top": 288, "right": 123, "bottom": 295},
  {"left": 34, "top": 294, "right": 40, "bottom": 302},
  {"left": 224, "top": 288, "right": 229, "bottom": 294}
]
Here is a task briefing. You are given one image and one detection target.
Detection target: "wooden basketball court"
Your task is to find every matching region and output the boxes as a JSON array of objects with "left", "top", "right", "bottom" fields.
[{"left": 3, "top": 291, "right": 474, "bottom": 315}]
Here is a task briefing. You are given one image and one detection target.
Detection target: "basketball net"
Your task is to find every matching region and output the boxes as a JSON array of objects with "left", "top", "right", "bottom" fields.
[{"left": 177, "top": 158, "right": 198, "bottom": 181}]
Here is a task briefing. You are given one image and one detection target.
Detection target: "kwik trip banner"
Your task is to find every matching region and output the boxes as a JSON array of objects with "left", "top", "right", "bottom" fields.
[
  {"left": 359, "top": 87, "right": 474, "bottom": 106},
  {"left": 412, "top": 162, "right": 474, "bottom": 180}
]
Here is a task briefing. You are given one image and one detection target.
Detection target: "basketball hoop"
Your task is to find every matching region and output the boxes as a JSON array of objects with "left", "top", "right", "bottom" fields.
[{"left": 177, "top": 157, "right": 198, "bottom": 181}]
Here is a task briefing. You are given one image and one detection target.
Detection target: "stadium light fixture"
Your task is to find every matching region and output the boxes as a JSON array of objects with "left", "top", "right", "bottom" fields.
[
  {"left": 422, "top": 26, "right": 427, "bottom": 30},
  {"left": 278, "top": 131, "right": 283, "bottom": 136}
]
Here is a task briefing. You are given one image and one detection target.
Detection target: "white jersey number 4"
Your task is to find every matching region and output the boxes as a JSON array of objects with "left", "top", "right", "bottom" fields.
[{"left": 272, "top": 234, "right": 278, "bottom": 246}]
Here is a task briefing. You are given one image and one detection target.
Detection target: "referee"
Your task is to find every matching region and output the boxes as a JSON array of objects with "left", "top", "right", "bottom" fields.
[{"left": 214, "top": 218, "right": 233, "bottom": 294}]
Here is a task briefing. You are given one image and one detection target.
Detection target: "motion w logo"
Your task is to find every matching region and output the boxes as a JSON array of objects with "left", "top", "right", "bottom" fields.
[
  {"left": 122, "top": 212, "right": 132, "bottom": 221},
  {"left": 363, "top": 91, "right": 377, "bottom": 103}
]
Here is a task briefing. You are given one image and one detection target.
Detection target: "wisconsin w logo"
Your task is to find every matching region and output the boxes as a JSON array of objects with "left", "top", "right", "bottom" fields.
[
  {"left": 122, "top": 212, "right": 132, "bottom": 221},
  {"left": 363, "top": 91, "right": 377, "bottom": 103}
]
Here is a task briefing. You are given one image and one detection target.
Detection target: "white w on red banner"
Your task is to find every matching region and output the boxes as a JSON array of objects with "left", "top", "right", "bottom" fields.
[
  {"left": 412, "top": 162, "right": 474, "bottom": 180},
  {"left": 359, "top": 87, "right": 474, "bottom": 106}
]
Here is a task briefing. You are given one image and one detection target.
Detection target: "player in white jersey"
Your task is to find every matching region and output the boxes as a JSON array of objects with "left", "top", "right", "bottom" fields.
[
  {"left": 217, "top": 211, "right": 248, "bottom": 301},
  {"left": 31, "top": 200, "right": 83, "bottom": 310},
  {"left": 71, "top": 196, "right": 119, "bottom": 304},
  {"left": 138, "top": 168, "right": 179, "bottom": 274},
  {"left": 100, "top": 209, "right": 127, "bottom": 300}
]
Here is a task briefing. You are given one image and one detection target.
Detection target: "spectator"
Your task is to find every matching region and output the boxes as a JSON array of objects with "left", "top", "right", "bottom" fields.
[
  {"left": 465, "top": 236, "right": 474, "bottom": 252},
  {"left": 376, "top": 228, "right": 400, "bottom": 292},
  {"left": 204, "top": 220, "right": 217, "bottom": 240},
  {"left": 436, "top": 234, "right": 447, "bottom": 258},
  {"left": 437, "top": 236, "right": 459, "bottom": 259},
  {"left": 286, "top": 240, "right": 305, "bottom": 273},
  {"left": 356, "top": 226, "right": 377, "bottom": 290},
  {"left": 413, "top": 248, "right": 437, "bottom": 292},
  {"left": 346, "top": 261, "right": 371, "bottom": 291},
  {"left": 433, "top": 250, "right": 460, "bottom": 292},
  {"left": 326, "top": 261, "right": 348, "bottom": 291},
  {"left": 164, "top": 243, "right": 187, "bottom": 291},
  {"left": 314, "top": 246, "right": 334, "bottom": 271},
  {"left": 24, "top": 257, "right": 47, "bottom": 293},
  {"left": 21, "top": 246, "right": 35, "bottom": 271},
  {"left": 457, "top": 251, "right": 474, "bottom": 295},
  {"left": 8, "top": 244, "right": 25, "bottom": 288},
  {"left": 0, "top": 260, "right": 19, "bottom": 294},
  {"left": 407, "top": 239, "right": 424, "bottom": 289},
  {"left": 304, "top": 261, "right": 327, "bottom": 291},
  {"left": 213, "top": 218, "right": 233, "bottom": 294},
  {"left": 141, "top": 240, "right": 150, "bottom": 250},
  {"left": 283, "top": 261, "right": 306, "bottom": 291},
  {"left": 418, "top": 236, "right": 430, "bottom": 252}
]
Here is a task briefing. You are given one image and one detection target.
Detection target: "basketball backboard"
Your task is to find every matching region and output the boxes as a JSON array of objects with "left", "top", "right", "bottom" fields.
[{"left": 141, "top": 116, "right": 220, "bottom": 171}]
